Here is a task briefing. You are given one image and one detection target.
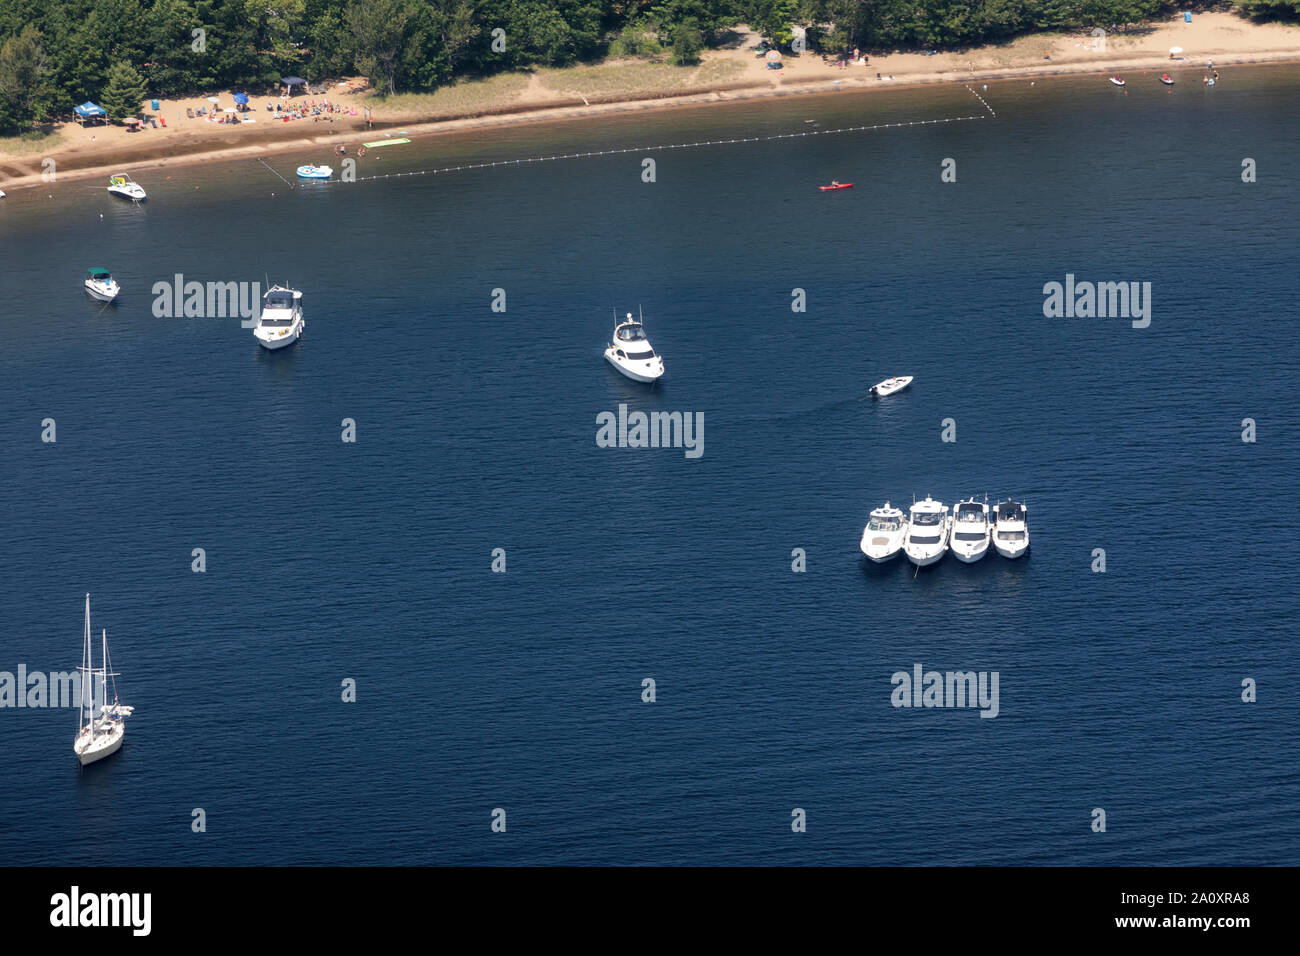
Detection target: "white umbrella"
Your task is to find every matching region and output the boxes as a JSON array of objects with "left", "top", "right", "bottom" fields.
[
  {"left": 1169, "top": 46, "right": 1183, "bottom": 54},
  {"left": 207, "top": 96, "right": 219, "bottom": 103}
]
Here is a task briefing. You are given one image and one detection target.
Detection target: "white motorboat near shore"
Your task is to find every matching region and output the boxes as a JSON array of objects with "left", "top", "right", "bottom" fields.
[
  {"left": 73, "top": 594, "right": 134, "bottom": 767},
  {"left": 870, "top": 375, "right": 912, "bottom": 397},
  {"left": 903, "top": 496, "right": 950, "bottom": 566},
  {"left": 992, "top": 500, "right": 1030, "bottom": 558},
  {"left": 296, "top": 164, "right": 332, "bottom": 179},
  {"left": 604, "top": 309, "right": 664, "bottom": 382},
  {"left": 253, "top": 285, "right": 305, "bottom": 350},
  {"left": 860, "top": 502, "right": 907, "bottom": 562},
  {"left": 950, "top": 497, "right": 991, "bottom": 563},
  {"left": 84, "top": 267, "right": 119, "bottom": 302},
  {"left": 106, "top": 174, "right": 146, "bottom": 202}
]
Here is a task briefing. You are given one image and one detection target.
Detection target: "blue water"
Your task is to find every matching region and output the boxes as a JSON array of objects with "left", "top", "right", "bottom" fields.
[{"left": 1, "top": 69, "right": 1297, "bottom": 865}]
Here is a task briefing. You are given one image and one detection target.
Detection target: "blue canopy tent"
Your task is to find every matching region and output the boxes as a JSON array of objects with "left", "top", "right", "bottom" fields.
[
  {"left": 280, "top": 77, "right": 306, "bottom": 97},
  {"left": 74, "top": 101, "right": 107, "bottom": 126}
]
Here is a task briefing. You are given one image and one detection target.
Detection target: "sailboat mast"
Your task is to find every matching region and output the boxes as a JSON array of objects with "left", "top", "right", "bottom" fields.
[
  {"left": 83, "top": 594, "right": 92, "bottom": 737},
  {"left": 100, "top": 629, "right": 109, "bottom": 721}
]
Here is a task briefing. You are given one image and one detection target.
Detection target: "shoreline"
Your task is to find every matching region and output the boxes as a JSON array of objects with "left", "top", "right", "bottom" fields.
[{"left": 2, "top": 46, "right": 1298, "bottom": 193}]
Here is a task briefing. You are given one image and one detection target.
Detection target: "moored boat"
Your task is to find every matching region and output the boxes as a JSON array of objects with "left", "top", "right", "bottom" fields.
[
  {"left": 106, "top": 174, "right": 146, "bottom": 202},
  {"left": 296, "top": 164, "right": 333, "bottom": 179},
  {"left": 604, "top": 309, "right": 664, "bottom": 383},
  {"left": 84, "top": 267, "right": 119, "bottom": 302},
  {"left": 903, "top": 496, "right": 950, "bottom": 567},
  {"left": 1109, "top": 75, "right": 1125, "bottom": 87},
  {"left": 860, "top": 502, "right": 907, "bottom": 562},
  {"left": 253, "top": 285, "right": 306, "bottom": 350}
]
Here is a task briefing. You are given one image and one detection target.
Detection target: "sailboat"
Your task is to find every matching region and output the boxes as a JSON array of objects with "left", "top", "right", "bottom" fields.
[{"left": 73, "top": 594, "right": 134, "bottom": 766}]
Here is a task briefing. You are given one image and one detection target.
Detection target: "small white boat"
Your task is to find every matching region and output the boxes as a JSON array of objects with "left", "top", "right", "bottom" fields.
[
  {"left": 604, "top": 309, "right": 664, "bottom": 383},
  {"left": 903, "top": 496, "right": 950, "bottom": 566},
  {"left": 73, "top": 594, "right": 134, "bottom": 767},
  {"left": 1109, "top": 75, "right": 1126, "bottom": 87},
  {"left": 870, "top": 375, "right": 913, "bottom": 397},
  {"left": 859, "top": 502, "right": 907, "bottom": 562},
  {"left": 253, "top": 285, "right": 305, "bottom": 350},
  {"left": 950, "top": 497, "right": 991, "bottom": 563},
  {"left": 106, "top": 174, "right": 146, "bottom": 202},
  {"left": 84, "top": 267, "right": 119, "bottom": 302},
  {"left": 992, "top": 500, "right": 1030, "bottom": 558},
  {"left": 296, "top": 165, "right": 333, "bottom": 179}
]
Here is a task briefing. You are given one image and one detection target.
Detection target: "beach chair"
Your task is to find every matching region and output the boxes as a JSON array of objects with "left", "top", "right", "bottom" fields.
[
  {"left": 160, "top": 117, "right": 166, "bottom": 127},
  {"left": 186, "top": 107, "right": 195, "bottom": 118}
]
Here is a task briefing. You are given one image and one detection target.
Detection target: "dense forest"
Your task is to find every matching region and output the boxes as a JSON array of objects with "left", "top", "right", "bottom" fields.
[{"left": 0, "top": 1, "right": 1292, "bottom": 131}]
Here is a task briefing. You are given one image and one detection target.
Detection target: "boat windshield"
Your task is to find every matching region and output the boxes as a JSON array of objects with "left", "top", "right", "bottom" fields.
[
  {"left": 624, "top": 349, "right": 655, "bottom": 360},
  {"left": 912, "top": 511, "right": 943, "bottom": 526},
  {"left": 956, "top": 507, "right": 985, "bottom": 522},
  {"left": 910, "top": 533, "right": 941, "bottom": 544},
  {"left": 264, "top": 292, "right": 295, "bottom": 310},
  {"left": 616, "top": 324, "right": 647, "bottom": 342},
  {"left": 868, "top": 517, "right": 899, "bottom": 531},
  {"left": 954, "top": 531, "right": 987, "bottom": 541},
  {"left": 997, "top": 505, "right": 1025, "bottom": 522}
]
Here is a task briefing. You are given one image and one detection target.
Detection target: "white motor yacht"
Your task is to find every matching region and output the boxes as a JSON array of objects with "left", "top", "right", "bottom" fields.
[
  {"left": 870, "top": 375, "right": 913, "bottom": 397},
  {"left": 992, "top": 500, "right": 1030, "bottom": 558},
  {"left": 903, "top": 496, "right": 950, "bottom": 566},
  {"left": 106, "top": 174, "right": 146, "bottom": 202},
  {"left": 253, "top": 285, "right": 305, "bottom": 350},
  {"left": 604, "top": 310, "right": 664, "bottom": 383},
  {"left": 860, "top": 502, "right": 907, "bottom": 562},
  {"left": 950, "top": 497, "right": 991, "bottom": 563},
  {"left": 84, "top": 267, "right": 119, "bottom": 302}
]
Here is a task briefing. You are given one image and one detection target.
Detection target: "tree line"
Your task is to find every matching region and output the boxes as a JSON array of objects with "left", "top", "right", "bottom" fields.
[{"left": 0, "top": 1, "right": 1290, "bottom": 132}]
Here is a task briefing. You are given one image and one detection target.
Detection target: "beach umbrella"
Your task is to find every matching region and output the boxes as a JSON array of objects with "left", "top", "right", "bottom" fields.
[
  {"left": 280, "top": 77, "right": 306, "bottom": 87},
  {"left": 1169, "top": 46, "right": 1183, "bottom": 54},
  {"left": 207, "top": 96, "right": 219, "bottom": 103},
  {"left": 233, "top": 92, "right": 249, "bottom": 106}
]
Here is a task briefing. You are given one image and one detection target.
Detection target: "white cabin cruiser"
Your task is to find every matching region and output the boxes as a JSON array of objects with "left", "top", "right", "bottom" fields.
[
  {"left": 106, "top": 174, "right": 146, "bottom": 202},
  {"left": 73, "top": 594, "right": 134, "bottom": 767},
  {"left": 950, "top": 497, "right": 991, "bottom": 563},
  {"left": 992, "top": 500, "right": 1030, "bottom": 558},
  {"left": 903, "top": 496, "right": 950, "bottom": 566},
  {"left": 860, "top": 502, "right": 907, "bottom": 562},
  {"left": 870, "top": 375, "right": 913, "bottom": 397},
  {"left": 253, "top": 285, "right": 305, "bottom": 350},
  {"left": 604, "top": 310, "right": 664, "bottom": 382},
  {"left": 84, "top": 267, "right": 119, "bottom": 302}
]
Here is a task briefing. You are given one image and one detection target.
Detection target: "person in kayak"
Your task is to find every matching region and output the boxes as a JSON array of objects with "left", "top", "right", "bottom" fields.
[{"left": 830, "top": 180, "right": 840, "bottom": 187}]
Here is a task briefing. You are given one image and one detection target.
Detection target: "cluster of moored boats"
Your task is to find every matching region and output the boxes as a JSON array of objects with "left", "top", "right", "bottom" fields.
[{"left": 860, "top": 496, "right": 1029, "bottom": 566}]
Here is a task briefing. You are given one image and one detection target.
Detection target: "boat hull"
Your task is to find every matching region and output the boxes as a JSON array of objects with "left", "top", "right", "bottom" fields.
[
  {"left": 905, "top": 547, "right": 947, "bottom": 566},
  {"left": 604, "top": 349, "right": 663, "bottom": 382},
  {"left": 951, "top": 543, "right": 989, "bottom": 563},
  {"left": 84, "top": 282, "right": 119, "bottom": 302},
  {"left": 861, "top": 536, "right": 904, "bottom": 562},
  {"left": 993, "top": 538, "right": 1029, "bottom": 559},
  {"left": 107, "top": 188, "right": 145, "bottom": 202},
  {"left": 256, "top": 326, "right": 302, "bottom": 350},
  {"left": 75, "top": 724, "right": 124, "bottom": 765}
]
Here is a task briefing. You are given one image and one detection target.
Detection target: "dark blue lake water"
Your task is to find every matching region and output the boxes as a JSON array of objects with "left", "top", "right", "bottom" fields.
[{"left": 1, "top": 67, "right": 1297, "bottom": 865}]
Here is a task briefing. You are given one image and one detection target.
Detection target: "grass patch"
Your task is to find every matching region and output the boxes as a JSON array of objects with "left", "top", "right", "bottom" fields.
[
  {"left": 369, "top": 73, "right": 530, "bottom": 116},
  {"left": 0, "top": 128, "right": 63, "bottom": 156},
  {"left": 538, "top": 56, "right": 745, "bottom": 97}
]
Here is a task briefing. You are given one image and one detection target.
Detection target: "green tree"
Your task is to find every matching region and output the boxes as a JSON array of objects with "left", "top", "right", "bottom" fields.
[
  {"left": 345, "top": 0, "right": 411, "bottom": 94},
  {"left": 671, "top": 15, "right": 703, "bottom": 63},
  {"left": 99, "top": 60, "right": 147, "bottom": 119},
  {"left": 0, "top": 23, "right": 53, "bottom": 129}
]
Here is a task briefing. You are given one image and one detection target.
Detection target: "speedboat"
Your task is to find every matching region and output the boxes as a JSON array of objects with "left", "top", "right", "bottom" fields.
[
  {"left": 903, "top": 496, "right": 950, "bottom": 566},
  {"left": 1159, "top": 73, "right": 1175, "bottom": 85},
  {"left": 859, "top": 502, "right": 907, "bottom": 562},
  {"left": 1109, "top": 75, "right": 1125, "bottom": 87},
  {"left": 84, "top": 267, "right": 119, "bottom": 302},
  {"left": 870, "top": 375, "right": 912, "bottom": 397},
  {"left": 949, "top": 497, "right": 991, "bottom": 563},
  {"left": 106, "top": 174, "right": 146, "bottom": 202},
  {"left": 992, "top": 500, "right": 1030, "bottom": 558},
  {"left": 604, "top": 310, "right": 664, "bottom": 383},
  {"left": 296, "top": 165, "right": 333, "bottom": 179},
  {"left": 253, "top": 285, "right": 305, "bottom": 350}
]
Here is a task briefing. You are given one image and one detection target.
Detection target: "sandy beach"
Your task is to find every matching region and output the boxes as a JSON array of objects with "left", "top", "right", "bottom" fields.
[{"left": 2, "top": 11, "right": 1298, "bottom": 192}]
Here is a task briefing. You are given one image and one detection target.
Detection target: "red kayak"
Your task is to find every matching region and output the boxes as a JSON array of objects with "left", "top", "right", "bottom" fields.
[{"left": 819, "top": 182, "right": 853, "bottom": 191}]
